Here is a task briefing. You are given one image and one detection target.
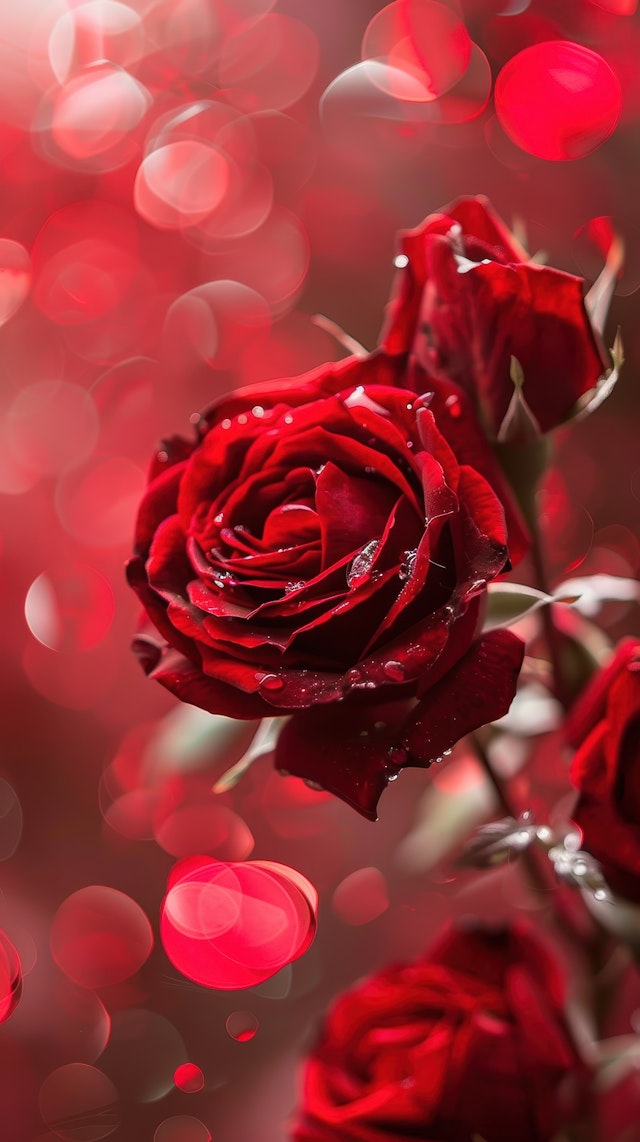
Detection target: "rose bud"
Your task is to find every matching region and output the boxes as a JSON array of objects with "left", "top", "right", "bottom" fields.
[
  {"left": 381, "top": 195, "right": 610, "bottom": 440},
  {"left": 292, "top": 922, "right": 589, "bottom": 1142},
  {"left": 127, "top": 353, "right": 524, "bottom": 819},
  {"left": 568, "top": 638, "right": 640, "bottom": 902}
]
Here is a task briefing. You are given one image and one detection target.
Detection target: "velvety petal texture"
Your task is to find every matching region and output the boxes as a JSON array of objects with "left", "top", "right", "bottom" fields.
[
  {"left": 569, "top": 639, "right": 640, "bottom": 902},
  {"left": 128, "top": 352, "right": 524, "bottom": 817},
  {"left": 291, "top": 922, "right": 589, "bottom": 1142},
  {"left": 381, "top": 195, "right": 608, "bottom": 437}
]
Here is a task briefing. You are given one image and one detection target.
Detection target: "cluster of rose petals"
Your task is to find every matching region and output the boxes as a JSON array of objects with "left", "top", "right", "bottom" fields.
[
  {"left": 381, "top": 196, "right": 608, "bottom": 437},
  {"left": 292, "top": 923, "right": 589, "bottom": 1142},
  {"left": 569, "top": 638, "right": 640, "bottom": 901},
  {"left": 128, "top": 343, "right": 525, "bottom": 817}
]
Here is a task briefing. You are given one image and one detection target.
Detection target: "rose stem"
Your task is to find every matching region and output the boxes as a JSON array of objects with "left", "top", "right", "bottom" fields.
[
  {"left": 529, "top": 512, "right": 572, "bottom": 711},
  {"left": 473, "top": 734, "right": 619, "bottom": 1039}
]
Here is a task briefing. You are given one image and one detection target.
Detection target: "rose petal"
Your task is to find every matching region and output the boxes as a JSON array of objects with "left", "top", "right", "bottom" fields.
[{"left": 401, "top": 629, "right": 524, "bottom": 762}]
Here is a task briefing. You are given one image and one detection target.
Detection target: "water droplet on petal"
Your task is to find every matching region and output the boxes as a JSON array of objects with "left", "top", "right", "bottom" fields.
[
  {"left": 347, "top": 540, "right": 379, "bottom": 589},
  {"left": 445, "top": 393, "right": 462, "bottom": 418},
  {"left": 399, "top": 549, "right": 417, "bottom": 581},
  {"left": 383, "top": 660, "right": 405, "bottom": 681},
  {"left": 387, "top": 745, "right": 407, "bottom": 766},
  {"left": 394, "top": 253, "right": 409, "bottom": 268},
  {"left": 258, "top": 673, "right": 284, "bottom": 692},
  {"left": 303, "top": 779, "right": 323, "bottom": 791},
  {"left": 284, "top": 580, "right": 306, "bottom": 594},
  {"left": 344, "top": 667, "right": 362, "bottom": 688}
]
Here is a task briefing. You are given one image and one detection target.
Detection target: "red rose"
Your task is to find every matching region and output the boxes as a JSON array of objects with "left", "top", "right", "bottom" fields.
[
  {"left": 381, "top": 195, "right": 608, "bottom": 438},
  {"left": 292, "top": 923, "right": 588, "bottom": 1142},
  {"left": 569, "top": 638, "right": 640, "bottom": 901},
  {"left": 127, "top": 352, "right": 524, "bottom": 818}
]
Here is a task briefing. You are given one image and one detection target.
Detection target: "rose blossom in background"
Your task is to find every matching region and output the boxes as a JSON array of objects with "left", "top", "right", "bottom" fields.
[
  {"left": 127, "top": 345, "right": 525, "bottom": 818},
  {"left": 569, "top": 638, "right": 640, "bottom": 902},
  {"left": 381, "top": 196, "right": 609, "bottom": 438},
  {"left": 292, "top": 922, "right": 589, "bottom": 1142}
]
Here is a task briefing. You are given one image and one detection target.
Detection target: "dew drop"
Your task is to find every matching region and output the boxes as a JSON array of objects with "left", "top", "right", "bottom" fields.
[
  {"left": 237, "top": 413, "right": 248, "bottom": 425},
  {"left": 347, "top": 540, "right": 379, "bottom": 589},
  {"left": 383, "top": 660, "right": 405, "bottom": 682},
  {"left": 258, "top": 673, "right": 284, "bottom": 692},
  {"left": 594, "top": 889, "right": 608, "bottom": 902},
  {"left": 284, "top": 581, "right": 306, "bottom": 594},
  {"left": 345, "top": 667, "right": 362, "bottom": 687},
  {"left": 221, "top": 418, "right": 232, "bottom": 430},
  {"left": 157, "top": 450, "right": 169, "bottom": 463},
  {"left": 445, "top": 394, "right": 462, "bottom": 418},
  {"left": 399, "top": 549, "right": 417, "bottom": 581},
  {"left": 283, "top": 414, "right": 294, "bottom": 425},
  {"left": 303, "top": 779, "right": 323, "bottom": 791},
  {"left": 251, "top": 405, "right": 265, "bottom": 418},
  {"left": 394, "top": 253, "right": 409, "bottom": 269}
]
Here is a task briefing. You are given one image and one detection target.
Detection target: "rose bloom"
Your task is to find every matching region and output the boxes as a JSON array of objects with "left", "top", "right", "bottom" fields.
[
  {"left": 127, "top": 352, "right": 525, "bottom": 817},
  {"left": 292, "top": 923, "right": 588, "bottom": 1142},
  {"left": 381, "top": 196, "right": 608, "bottom": 438},
  {"left": 569, "top": 638, "right": 640, "bottom": 901}
]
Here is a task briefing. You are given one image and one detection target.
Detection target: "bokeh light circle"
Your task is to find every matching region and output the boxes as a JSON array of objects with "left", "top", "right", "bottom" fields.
[
  {"left": 134, "top": 140, "right": 230, "bottom": 229},
  {"left": 38, "top": 1063, "right": 119, "bottom": 1141},
  {"left": 362, "top": 0, "right": 472, "bottom": 101},
  {"left": 6, "top": 382, "right": 99, "bottom": 476},
  {"left": 225, "top": 1009, "right": 259, "bottom": 1041},
  {"left": 50, "top": 886, "right": 153, "bottom": 989},
  {"left": 161, "top": 858, "right": 317, "bottom": 989},
  {"left": 174, "top": 1062, "right": 205, "bottom": 1093},
  {"left": 495, "top": 41, "right": 623, "bottom": 161},
  {"left": 154, "top": 1117, "right": 211, "bottom": 1142},
  {"left": 0, "top": 930, "right": 22, "bottom": 1023},
  {"left": 0, "top": 239, "right": 30, "bottom": 326},
  {"left": 24, "top": 565, "right": 115, "bottom": 652}
]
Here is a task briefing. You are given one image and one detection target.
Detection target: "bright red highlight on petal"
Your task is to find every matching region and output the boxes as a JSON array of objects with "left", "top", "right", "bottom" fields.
[
  {"left": 39, "top": 1063, "right": 120, "bottom": 1141},
  {"left": 160, "top": 858, "right": 317, "bottom": 989},
  {"left": 0, "top": 930, "right": 21, "bottom": 1023},
  {"left": 173, "top": 1062, "right": 205, "bottom": 1093},
  {"left": 50, "top": 886, "right": 153, "bottom": 989},
  {"left": 495, "top": 41, "right": 623, "bottom": 161}
]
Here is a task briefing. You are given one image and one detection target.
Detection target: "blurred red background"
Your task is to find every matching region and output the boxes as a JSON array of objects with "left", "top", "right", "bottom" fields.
[{"left": 1, "top": 1, "right": 640, "bottom": 1138}]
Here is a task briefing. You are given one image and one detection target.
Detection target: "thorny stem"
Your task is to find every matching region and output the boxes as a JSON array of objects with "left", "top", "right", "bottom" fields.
[{"left": 473, "top": 735, "right": 619, "bottom": 1038}]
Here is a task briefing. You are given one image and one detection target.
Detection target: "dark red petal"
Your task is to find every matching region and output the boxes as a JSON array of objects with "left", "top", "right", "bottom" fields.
[
  {"left": 126, "top": 555, "right": 198, "bottom": 665},
  {"left": 401, "top": 629, "right": 524, "bottom": 763},
  {"left": 146, "top": 515, "right": 190, "bottom": 599},
  {"left": 274, "top": 701, "right": 415, "bottom": 820},
  {"left": 411, "top": 365, "right": 530, "bottom": 565},
  {"left": 134, "top": 462, "right": 188, "bottom": 557},
  {"left": 566, "top": 638, "right": 640, "bottom": 748},
  {"left": 133, "top": 640, "right": 270, "bottom": 719},
  {"left": 316, "top": 462, "right": 399, "bottom": 569}
]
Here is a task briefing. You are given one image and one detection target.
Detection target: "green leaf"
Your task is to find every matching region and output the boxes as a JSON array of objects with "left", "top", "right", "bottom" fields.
[{"left": 483, "top": 583, "right": 555, "bottom": 631}]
